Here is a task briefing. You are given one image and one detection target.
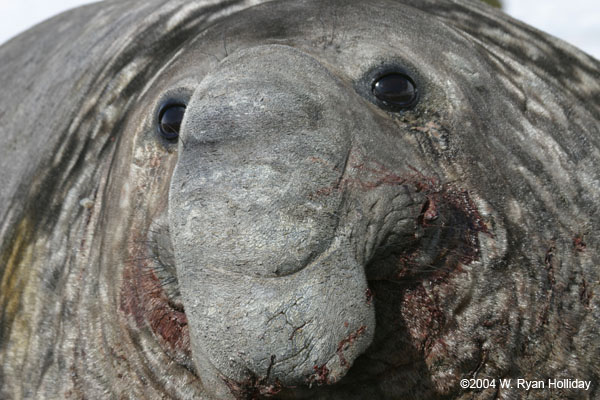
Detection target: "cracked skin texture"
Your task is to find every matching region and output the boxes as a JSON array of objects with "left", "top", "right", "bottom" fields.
[{"left": 0, "top": 0, "right": 599, "bottom": 399}]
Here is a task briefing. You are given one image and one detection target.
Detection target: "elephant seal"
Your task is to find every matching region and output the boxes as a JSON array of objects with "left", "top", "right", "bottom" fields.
[{"left": 1, "top": 0, "right": 599, "bottom": 399}]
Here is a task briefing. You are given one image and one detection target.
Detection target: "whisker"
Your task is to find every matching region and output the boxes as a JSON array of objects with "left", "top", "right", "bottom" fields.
[{"left": 161, "top": 277, "right": 178, "bottom": 287}]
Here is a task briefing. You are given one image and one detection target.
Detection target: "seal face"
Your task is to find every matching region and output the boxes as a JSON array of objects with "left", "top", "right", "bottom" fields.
[{"left": 1, "top": 0, "right": 599, "bottom": 399}]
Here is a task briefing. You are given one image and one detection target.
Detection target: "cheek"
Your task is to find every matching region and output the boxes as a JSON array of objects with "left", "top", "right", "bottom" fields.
[{"left": 119, "top": 228, "right": 192, "bottom": 367}]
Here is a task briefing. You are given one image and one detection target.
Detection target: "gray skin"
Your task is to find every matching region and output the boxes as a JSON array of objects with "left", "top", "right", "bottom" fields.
[{"left": 0, "top": 0, "right": 599, "bottom": 399}]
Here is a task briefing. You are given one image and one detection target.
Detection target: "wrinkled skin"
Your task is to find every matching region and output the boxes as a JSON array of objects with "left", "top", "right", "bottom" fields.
[{"left": 1, "top": 0, "right": 599, "bottom": 399}]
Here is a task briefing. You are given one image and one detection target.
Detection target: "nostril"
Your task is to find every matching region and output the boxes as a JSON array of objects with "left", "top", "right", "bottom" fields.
[{"left": 418, "top": 197, "right": 439, "bottom": 226}]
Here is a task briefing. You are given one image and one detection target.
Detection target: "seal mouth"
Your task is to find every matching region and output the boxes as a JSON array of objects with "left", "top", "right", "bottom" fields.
[
  {"left": 170, "top": 232, "right": 376, "bottom": 396},
  {"left": 141, "top": 171, "right": 377, "bottom": 394},
  {"left": 218, "top": 322, "right": 370, "bottom": 395}
]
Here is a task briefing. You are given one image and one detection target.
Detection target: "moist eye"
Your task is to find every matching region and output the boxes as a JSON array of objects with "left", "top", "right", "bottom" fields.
[
  {"left": 158, "top": 103, "right": 186, "bottom": 141},
  {"left": 372, "top": 73, "right": 417, "bottom": 108}
]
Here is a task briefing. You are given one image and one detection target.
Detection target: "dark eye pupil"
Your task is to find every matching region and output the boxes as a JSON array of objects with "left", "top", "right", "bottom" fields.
[
  {"left": 159, "top": 104, "right": 186, "bottom": 140},
  {"left": 372, "top": 73, "right": 417, "bottom": 108}
]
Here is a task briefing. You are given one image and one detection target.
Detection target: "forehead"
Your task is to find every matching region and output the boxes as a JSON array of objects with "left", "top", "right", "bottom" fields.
[{"left": 168, "top": 0, "right": 471, "bottom": 81}]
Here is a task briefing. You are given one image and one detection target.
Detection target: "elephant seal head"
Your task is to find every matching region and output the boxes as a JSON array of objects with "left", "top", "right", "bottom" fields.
[
  {"left": 1, "top": 0, "right": 598, "bottom": 399},
  {"left": 160, "top": 2, "right": 515, "bottom": 395}
]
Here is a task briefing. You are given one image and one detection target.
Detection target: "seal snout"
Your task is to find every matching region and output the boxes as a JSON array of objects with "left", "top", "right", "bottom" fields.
[{"left": 167, "top": 44, "right": 382, "bottom": 394}]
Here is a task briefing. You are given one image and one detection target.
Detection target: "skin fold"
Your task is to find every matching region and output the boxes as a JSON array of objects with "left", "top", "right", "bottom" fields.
[{"left": 0, "top": 0, "right": 598, "bottom": 399}]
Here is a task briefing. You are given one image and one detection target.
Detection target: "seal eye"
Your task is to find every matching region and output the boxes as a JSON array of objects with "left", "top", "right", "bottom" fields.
[
  {"left": 372, "top": 73, "right": 417, "bottom": 108},
  {"left": 158, "top": 104, "right": 186, "bottom": 141}
]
